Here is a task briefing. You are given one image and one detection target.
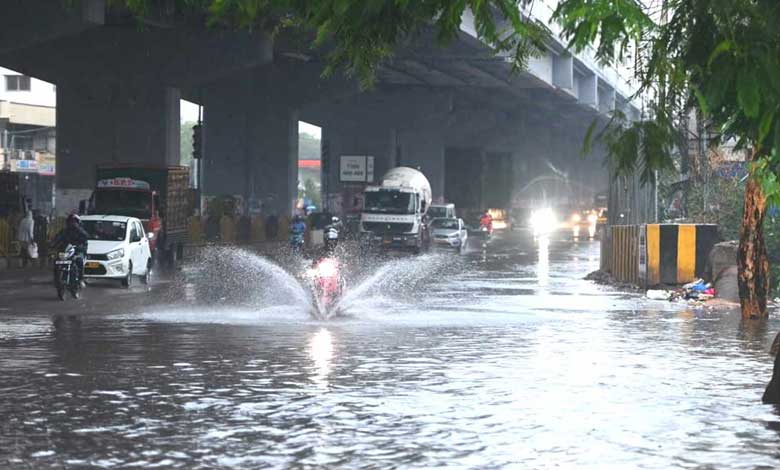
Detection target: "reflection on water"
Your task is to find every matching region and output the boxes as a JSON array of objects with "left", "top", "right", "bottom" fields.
[
  {"left": 1, "top": 235, "right": 779, "bottom": 469},
  {"left": 308, "top": 328, "right": 334, "bottom": 389},
  {"left": 536, "top": 236, "right": 550, "bottom": 288}
]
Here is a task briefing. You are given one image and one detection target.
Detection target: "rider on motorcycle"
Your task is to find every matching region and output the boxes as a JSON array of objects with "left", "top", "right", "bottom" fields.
[
  {"left": 479, "top": 210, "right": 493, "bottom": 234},
  {"left": 289, "top": 215, "right": 306, "bottom": 248},
  {"left": 52, "top": 214, "right": 89, "bottom": 282}
]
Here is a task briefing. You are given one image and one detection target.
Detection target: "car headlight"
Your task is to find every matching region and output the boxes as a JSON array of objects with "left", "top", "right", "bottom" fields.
[
  {"left": 587, "top": 213, "right": 598, "bottom": 224},
  {"left": 571, "top": 213, "right": 581, "bottom": 223},
  {"left": 106, "top": 248, "right": 125, "bottom": 260}
]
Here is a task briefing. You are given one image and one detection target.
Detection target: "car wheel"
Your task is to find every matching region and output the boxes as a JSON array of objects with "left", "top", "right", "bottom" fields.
[
  {"left": 122, "top": 261, "right": 133, "bottom": 288},
  {"left": 141, "top": 259, "right": 152, "bottom": 285}
]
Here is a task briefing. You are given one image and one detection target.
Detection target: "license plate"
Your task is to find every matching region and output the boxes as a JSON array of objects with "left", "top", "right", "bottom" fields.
[
  {"left": 85, "top": 262, "right": 100, "bottom": 268},
  {"left": 55, "top": 260, "right": 71, "bottom": 265}
]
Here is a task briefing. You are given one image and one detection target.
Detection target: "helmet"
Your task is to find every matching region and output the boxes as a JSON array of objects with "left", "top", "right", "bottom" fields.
[{"left": 67, "top": 213, "right": 81, "bottom": 226}]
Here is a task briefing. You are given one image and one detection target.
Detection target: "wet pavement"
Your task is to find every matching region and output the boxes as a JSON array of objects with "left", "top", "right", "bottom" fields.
[{"left": 2, "top": 232, "right": 780, "bottom": 469}]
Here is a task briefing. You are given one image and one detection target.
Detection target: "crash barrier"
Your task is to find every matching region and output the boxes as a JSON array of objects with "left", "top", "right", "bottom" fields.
[
  {"left": 603, "top": 223, "right": 719, "bottom": 286},
  {"left": 186, "top": 215, "right": 291, "bottom": 245},
  {"left": 644, "top": 223, "right": 718, "bottom": 286}
]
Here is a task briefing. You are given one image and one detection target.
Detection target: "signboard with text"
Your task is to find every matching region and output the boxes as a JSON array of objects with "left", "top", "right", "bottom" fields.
[{"left": 339, "top": 155, "right": 374, "bottom": 183}]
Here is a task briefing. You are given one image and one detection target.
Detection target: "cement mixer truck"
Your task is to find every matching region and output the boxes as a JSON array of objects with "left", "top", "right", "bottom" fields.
[{"left": 360, "top": 167, "right": 432, "bottom": 253}]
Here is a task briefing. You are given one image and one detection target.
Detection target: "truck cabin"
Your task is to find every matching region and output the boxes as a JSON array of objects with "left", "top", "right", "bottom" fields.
[
  {"left": 363, "top": 189, "right": 423, "bottom": 215},
  {"left": 91, "top": 178, "right": 159, "bottom": 225}
]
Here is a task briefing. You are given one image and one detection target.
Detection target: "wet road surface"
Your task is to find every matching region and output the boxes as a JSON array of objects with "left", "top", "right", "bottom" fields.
[{"left": 2, "top": 232, "right": 780, "bottom": 468}]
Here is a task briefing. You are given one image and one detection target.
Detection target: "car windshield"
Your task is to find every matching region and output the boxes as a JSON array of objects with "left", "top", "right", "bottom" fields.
[
  {"left": 364, "top": 190, "right": 415, "bottom": 214},
  {"left": 432, "top": 219, "right": 459, "bottom": 229},
  {"left": 82, "top": 220, "right": 127, "bottom": 241},
  {"left": 94, "top": 189, "right": 152, "bottom": 219}
]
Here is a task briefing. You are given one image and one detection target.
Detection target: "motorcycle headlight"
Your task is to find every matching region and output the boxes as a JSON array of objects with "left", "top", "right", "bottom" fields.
[
  {"left": 106, "top": 248, "right": 125, "bottom": 260},
  {"left": 315, "top": 259, "right": 338, "bottom": 278}
]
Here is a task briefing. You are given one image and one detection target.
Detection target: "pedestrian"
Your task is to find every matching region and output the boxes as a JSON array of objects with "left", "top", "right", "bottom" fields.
[
  {"left": 33, "top": 210, "right": 49, "bottom": 268},
  {"left": 16, "top": 210, "right": 34, "bottom": 268}
]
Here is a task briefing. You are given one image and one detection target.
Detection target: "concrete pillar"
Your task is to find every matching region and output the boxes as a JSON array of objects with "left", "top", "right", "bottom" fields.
[
  {"left": 55, "top": 80, "right": 180, "bottom": 212},
  {"left": 202, "top": 72, "right": 299, "bottom": 217},
  {"left": 321, "top": 123, "right": 395, "bottom": 214},
  {"left": 553, "top": 53, "right": 574, "bottom": 92},
  {"left": 398, "top": 129, "right": 446, "bottom": 201},
  {"left": 578, "top": 73, "right": 598, "bottom": 109}
]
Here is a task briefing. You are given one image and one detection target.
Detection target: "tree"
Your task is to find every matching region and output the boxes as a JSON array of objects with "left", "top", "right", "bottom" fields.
[
  {"left": 181, "top": 120, "right": 197, "bottom": 167},
  {"left": 115, "top": 0, "right": 780, "bottom": 318},
  {"left": 553, "top": 0, "right": 780, "bottom": 319}
]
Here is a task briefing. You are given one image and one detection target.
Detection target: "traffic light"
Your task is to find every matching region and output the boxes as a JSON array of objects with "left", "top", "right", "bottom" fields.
[{"left": 192, "top": 123, "right": 202, "bottom": 160}]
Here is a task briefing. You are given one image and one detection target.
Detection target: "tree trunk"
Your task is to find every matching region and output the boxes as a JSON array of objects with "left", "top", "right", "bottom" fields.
[{"left": 738, "top": 176, "right": 770, "bottom": 319}]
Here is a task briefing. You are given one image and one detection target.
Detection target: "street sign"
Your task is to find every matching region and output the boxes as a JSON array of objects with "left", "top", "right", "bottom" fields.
[{"left": 340, "top": 155, "right": 375, "bottom": 182}]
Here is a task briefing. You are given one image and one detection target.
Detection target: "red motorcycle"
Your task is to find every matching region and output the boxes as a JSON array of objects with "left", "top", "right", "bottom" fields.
[{"left": 309, "top": 257, "right": 346, "bottom": 317}]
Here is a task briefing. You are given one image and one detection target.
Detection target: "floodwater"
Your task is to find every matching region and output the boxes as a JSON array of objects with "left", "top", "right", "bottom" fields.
[{"left": 2, "top": 232, "right": 780, "bottom": 469}]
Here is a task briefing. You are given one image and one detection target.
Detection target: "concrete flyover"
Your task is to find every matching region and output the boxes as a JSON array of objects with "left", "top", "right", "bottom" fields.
[{"left": 0, "top": 0, "right": 640, "bottom": 216}]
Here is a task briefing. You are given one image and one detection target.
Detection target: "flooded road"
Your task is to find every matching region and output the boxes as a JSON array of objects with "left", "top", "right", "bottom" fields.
[{"left": 2, "top": 232, "right": 780, "bottom": 468}]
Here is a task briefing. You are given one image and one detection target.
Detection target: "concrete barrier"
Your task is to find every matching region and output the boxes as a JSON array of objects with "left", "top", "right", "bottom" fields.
[
  {"left": 644, "top": 224, "right": 718, "bottom": 286},
  {"left": 602, "top": 223, "right": 719, "bottom": 287}
]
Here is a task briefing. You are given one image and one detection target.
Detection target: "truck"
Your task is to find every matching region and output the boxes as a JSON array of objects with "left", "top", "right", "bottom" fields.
[
  {"left": 360, "top": 166, "right": 432, "bottom": 253},
  {"left": 85, "top": 165, "right": 190, "bottom": 264}
]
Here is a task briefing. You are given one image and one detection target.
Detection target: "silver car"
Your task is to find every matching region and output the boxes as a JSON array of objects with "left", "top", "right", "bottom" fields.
[{"left": 430, "top": 217, "right": 468, "bottom": 253}]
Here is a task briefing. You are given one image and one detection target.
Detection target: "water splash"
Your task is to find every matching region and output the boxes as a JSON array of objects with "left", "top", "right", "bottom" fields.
[
  {"left": 180, "top": 246, "right": 311, "bottom": 310},
  {"left": 174, "top": 246, "right": 461, "bottom": 321},
  {"left": 335, "top": 253, "right": 459, "bottom": 315}
]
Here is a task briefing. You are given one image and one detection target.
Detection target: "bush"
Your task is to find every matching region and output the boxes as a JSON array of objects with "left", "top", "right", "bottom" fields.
[{"left": 684, "top": 177, "right": 780, "bottom": 294}]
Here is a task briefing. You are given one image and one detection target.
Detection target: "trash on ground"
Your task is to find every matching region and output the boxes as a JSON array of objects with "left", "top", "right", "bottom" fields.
[
  {"left": 646, "top": 278, "right": 718, "bottom": 304},
  {"left": 647, "top": 289, "right": 672, "bottom": 300}
]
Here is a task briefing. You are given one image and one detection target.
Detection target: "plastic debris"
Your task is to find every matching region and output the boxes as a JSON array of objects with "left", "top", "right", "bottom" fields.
[{"left": 647, "top": 289, "right": 672, "bottom": 300}]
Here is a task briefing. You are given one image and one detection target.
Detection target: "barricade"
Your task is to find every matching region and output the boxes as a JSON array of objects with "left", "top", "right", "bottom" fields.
[{"left": 603, "top": 223, "right": 719, "bottom": 287}]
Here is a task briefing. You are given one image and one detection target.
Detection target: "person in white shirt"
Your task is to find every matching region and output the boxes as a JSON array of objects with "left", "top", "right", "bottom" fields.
[{"left": 16, "top": 211, "right": 35, "bottom": 268}]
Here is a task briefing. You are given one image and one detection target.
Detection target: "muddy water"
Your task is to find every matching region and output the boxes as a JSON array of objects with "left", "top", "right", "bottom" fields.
[{"left": 1, "top": 234, "right": 779, "bottom": 469}]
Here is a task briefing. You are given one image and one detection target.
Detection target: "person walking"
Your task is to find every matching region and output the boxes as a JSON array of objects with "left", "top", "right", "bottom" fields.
[
  {"left": 16, "top": 210, "right": 34, "bottom": 268},
  {"left": 33, "top": 210, "right": 49, "bottom": 268}
]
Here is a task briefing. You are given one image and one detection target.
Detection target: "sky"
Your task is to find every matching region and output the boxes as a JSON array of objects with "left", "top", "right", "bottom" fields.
[{"left": 180, "top": 99, "right": 321, "bottom": 138}]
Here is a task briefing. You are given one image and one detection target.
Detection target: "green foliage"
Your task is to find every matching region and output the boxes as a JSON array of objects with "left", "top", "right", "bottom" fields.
[
  {"left": 111, "top": 0, "right": 548, "bottom": 88},
  {"left": 555, "top": 0, "right": 780, "bottom": 195},
  {"left": 684, "top": 175, "right": 780, "bottom": 294},
  {"left": 298, "top": 132, "right": 320, "bottom": 161},
  {"left": 180, "top": 120, "right": 197, "bottom": 167}
]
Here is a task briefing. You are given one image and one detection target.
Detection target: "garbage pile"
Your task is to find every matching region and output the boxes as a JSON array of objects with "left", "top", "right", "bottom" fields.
[{"left": 646, "top": 279, "right": 717, "bottom": 302}]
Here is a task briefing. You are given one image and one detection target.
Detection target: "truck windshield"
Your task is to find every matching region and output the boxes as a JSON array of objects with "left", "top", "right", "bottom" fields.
[
  {"left": 94, "top": 190, "right": 152, "bottom": 219},
  {"left": 364, "top": 190, "right": 415, "bottom": 214},
  {"left": 82, "top": 220, "right": 127, "bottom": 241}
]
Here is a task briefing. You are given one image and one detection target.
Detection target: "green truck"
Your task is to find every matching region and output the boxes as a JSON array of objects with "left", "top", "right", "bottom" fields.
[{"left": 87, "top": 165, "right": 191, "bottom": 264}]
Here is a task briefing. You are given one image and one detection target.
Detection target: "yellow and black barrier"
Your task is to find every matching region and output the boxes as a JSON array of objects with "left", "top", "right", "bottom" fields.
[
  {"left": 643, "top": 224, "right": 718, "bottom": 286},
  {"left": 604, "top": 223, "right": 719, "bottom": 286}
]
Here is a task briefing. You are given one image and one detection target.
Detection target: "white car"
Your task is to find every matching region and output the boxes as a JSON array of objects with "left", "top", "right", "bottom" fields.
[
  {"left": 81, "top": 215, "right": 153, "bottom": 287},
  {"left": 430, "top": 217, "right": 468, "bottom": 252}
]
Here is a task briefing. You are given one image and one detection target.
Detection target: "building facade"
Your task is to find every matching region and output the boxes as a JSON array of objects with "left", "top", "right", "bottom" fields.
[{"left": 0, "top": 66, "right": 56, "bottom": 215}]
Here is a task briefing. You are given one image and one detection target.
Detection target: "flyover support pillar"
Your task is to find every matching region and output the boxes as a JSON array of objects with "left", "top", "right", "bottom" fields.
[
  {"left": 55, "top": 81, "right": 181, "bottom": 214},
  {"left": 203, "top": 77, "right": 299, "bottom": 217}
]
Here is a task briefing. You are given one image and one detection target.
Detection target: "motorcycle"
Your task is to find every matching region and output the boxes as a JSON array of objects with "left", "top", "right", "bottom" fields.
[
  {"left": 54, "top": 244, "right": 82, "bottom": 300},
  {"left": 308, "top": 257, "right": 345, "bottom": 317},
  {"left": 479, "top": 220, "right": 493, "bottom": 240}
]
